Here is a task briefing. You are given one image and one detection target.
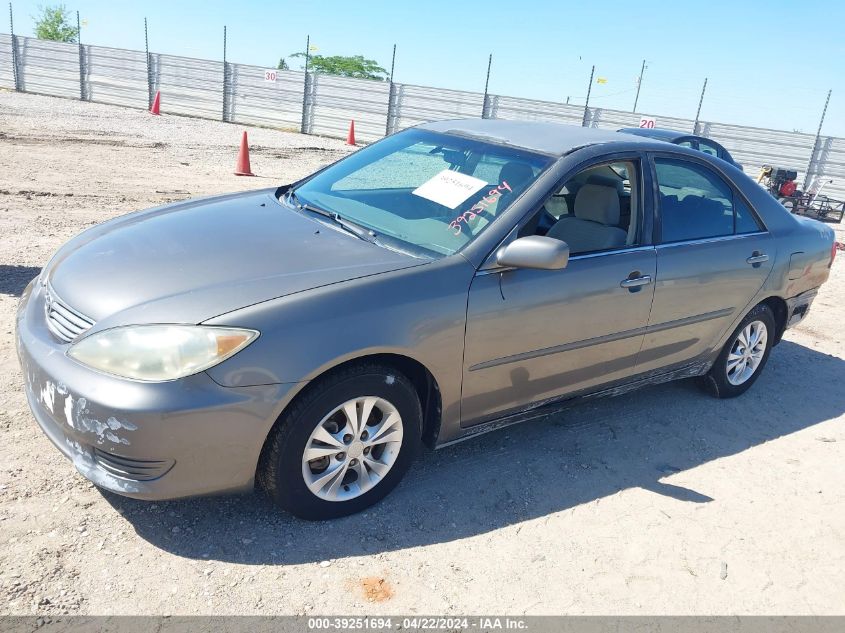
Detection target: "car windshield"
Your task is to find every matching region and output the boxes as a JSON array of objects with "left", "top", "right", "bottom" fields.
[{"left": 284, "top": 129, "right": 554, "bottom": 258}]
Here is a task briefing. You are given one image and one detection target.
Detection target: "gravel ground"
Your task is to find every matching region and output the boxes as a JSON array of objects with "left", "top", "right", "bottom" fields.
[{"left": 1, "top": 91, "right": 844, "bottom": 616}]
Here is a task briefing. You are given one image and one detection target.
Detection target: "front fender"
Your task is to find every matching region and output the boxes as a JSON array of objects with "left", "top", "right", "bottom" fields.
[{"left": 203, "top": 255, "right": 476, "bottom": 440}]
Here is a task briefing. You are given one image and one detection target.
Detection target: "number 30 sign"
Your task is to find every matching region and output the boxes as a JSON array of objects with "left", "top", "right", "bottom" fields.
[{"left": 264, "top": 69, "right": 278, "bottom": 82}]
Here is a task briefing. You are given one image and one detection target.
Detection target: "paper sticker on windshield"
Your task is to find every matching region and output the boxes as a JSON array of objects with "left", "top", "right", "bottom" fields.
[{"left": 412, "top": 170, "right": 488, "bottom": 209}]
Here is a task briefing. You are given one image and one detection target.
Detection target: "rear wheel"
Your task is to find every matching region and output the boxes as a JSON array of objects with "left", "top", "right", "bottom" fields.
[
  {"left": 258, "top": 363, "right": 422, "bottom": 520},
  {"left": 702, "top": 303, "right": 775, "bottom": 398}
]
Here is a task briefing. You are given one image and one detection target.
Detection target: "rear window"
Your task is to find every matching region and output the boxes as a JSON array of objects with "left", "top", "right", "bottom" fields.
[{"left": 655, "top": 159, "right": 762, "bottom": 243}]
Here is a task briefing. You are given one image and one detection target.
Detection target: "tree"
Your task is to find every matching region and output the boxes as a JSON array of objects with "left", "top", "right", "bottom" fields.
[
  {"left": 286, "top": 53, "right": 388, "bottom": 81},
  {"left": 277, "top": 58, "right": 290, "bottom": 71},
  {"left": 33, "top": 4, "right": 79, "bottom": 43}
]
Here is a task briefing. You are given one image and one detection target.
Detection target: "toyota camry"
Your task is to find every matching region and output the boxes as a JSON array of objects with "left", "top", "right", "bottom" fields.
[{"left": 16, "top": 120, "right": 836, "bottom": 519}]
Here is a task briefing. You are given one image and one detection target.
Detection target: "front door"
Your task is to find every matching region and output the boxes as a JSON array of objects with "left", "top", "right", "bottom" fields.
[{"left": 460, "top": 157, "right": 656, "bottom": 426}]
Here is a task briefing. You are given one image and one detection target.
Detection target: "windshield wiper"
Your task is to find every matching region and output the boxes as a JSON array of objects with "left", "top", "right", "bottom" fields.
[{"left": 286, "top": 190, "right": 376, "bottom": 244}]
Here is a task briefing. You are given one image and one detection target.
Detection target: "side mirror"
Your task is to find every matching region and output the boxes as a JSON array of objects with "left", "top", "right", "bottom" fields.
[{"left": 496, "top": 235, "right": 570, "bottom": 270}]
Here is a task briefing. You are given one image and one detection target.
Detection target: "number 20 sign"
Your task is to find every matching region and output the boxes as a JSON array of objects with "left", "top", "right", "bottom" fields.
[
  {"left": 264, "top": 69, "right": 278, "bottom": 83},
  {"left": 639, "top": 116, "right": 656, "bottom": 129}
]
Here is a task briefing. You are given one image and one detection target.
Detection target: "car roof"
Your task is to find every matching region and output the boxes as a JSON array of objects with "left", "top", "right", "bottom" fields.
[
  {"left": 617, "top": 127, "right": 694, "bottom": 141},
  {"left": 417, "top": 118, "right": 667, "bottom": 157}
]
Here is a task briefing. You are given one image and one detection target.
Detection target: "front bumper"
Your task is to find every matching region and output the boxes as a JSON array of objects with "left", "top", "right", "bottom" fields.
[{"left": 15, "top": 278, "right": 300, "bottom": 500}]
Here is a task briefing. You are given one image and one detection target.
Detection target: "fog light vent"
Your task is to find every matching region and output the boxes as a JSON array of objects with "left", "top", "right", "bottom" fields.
[{"left": 93, "top": 448, "right": 174, "bottom": 481}]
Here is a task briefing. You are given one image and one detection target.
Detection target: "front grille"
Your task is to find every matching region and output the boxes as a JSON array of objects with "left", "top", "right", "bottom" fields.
[
  {"left": 93, "top": 448, "right": 174, "bottom": 482},
  {"left": 43, "top": 283, "right": 95, "bottom": 343}
]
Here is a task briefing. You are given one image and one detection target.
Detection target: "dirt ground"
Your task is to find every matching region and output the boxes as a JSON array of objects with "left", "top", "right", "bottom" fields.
[{"left": 1, "top": 91, "right": 844, "bottom": 616}]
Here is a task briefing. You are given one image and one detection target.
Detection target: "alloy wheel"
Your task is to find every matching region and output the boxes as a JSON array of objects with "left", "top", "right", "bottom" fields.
[
  {"left": 726, "top": 320, "right": 768, "bottom": 386},
  {"left": 301, "top": 396, "right": 403, "bottom": 502}
]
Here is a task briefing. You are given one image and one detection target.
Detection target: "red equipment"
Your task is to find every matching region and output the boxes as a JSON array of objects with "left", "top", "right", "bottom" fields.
[{"left": 779, "top": 180, "right": 797, "bottom": 197}]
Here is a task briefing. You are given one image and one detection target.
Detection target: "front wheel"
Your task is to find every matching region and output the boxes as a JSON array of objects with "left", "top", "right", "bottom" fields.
[
  {"left": 702, "top": 303, "right": 775, "bottom": 398},
  {"left": 258, "top": 363, "right": 422, "bottom": 520}
]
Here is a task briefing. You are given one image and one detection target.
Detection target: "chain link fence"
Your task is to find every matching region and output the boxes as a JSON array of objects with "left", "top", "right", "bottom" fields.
[{"left": 1, "top": 33, "right": 843, "bottom": 201}]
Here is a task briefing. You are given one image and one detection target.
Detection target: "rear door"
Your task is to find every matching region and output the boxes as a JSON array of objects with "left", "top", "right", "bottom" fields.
[{"left": 636, "top": 154, "right": 774, "bottom": 374}]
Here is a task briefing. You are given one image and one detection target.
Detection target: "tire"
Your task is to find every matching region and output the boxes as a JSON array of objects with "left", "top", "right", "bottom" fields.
[
  {"left": 257, "top": 363, "right": 422, "bottom": 520},
  {"left": 701, "top": 303, "right": 775, "bottom": 399}
]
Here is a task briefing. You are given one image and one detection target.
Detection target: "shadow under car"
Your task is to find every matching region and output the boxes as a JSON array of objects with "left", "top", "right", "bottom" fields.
[{"left": 100, "top": 339, "right": 844, "bottom": 564}]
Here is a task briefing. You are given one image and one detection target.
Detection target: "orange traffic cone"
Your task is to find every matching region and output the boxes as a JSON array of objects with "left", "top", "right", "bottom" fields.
[
  {"left": 149, "top": 91, "right": 161, "bottom": 115},
  {"left": 234, "top": 131, "right": 255, "bottom": 176},
  {"left": 346, "top": 120, "right": 356, "bottom": 146}
]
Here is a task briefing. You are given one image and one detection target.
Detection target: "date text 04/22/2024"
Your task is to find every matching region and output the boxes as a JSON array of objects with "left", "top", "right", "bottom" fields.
[{"left": 306, "top": 616, "right": 528, "bottom": 630}]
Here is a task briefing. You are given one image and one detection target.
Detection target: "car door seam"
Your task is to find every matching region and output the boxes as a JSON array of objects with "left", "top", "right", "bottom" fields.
[
  {"left": 632, "top": 247, "right": 659, "bottom": 362},
  {"left": 456, "top": 251, "right": 478, "bottom": 427},
  {"left": 709, "top": 245, "right": 778, "bottom": 351}
]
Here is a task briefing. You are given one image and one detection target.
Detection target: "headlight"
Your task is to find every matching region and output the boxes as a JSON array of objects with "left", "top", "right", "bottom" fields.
[{"left": 67, "top": 325, "right": 259, "bottom": 381}]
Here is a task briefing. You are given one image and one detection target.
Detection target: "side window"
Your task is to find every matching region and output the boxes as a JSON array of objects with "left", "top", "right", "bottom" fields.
[
  {"left": 655, "top": 159, "right": 738, "bottom": 243},
  {"left": 697, "top": 140, "right": 720, "bottom": 157},
  {"left": 520, "top": 160, "right": 640, "bottom": 256},
  {"left": 735, "top": 197, "right": 763, "bottom": 234}
]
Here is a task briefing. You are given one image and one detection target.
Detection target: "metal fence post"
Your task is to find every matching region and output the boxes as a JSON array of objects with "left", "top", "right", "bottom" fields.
[
  {"left": 632, "top": 59, "right": 646, "bottom": 112},
  {"left": 144, "top": 17, "right": 153, "bottom": 109},
  {"left": 301, "top": 72, "right": 313, "bottom": 135},
  {"left": 9, "top": 2, "right": 21, "bottom": 91},
  {"left": 481, "top": 54, "right": 492, "bottom": 119},
  {"left": 300, "top": 35, "right": 312, "bottom": 135},
  {"left": 483, "top": 94, "right": 500, "bottom": 119},
  {"left": 803, "top": 89, "right": 832, "bottom": 190},
  {"left": 384, "top": 44, "right": 397, "bottom": 136},
  {"left": 582, "top": 65, "right": 595, "bottom": 127},
  {"left": 221, "top": 25, "right": 228, "bottom": 122},
  {"left": 693, "top": 78, "right": 707, "bottom": 134},
  {"left": 76, "top": 10, "right": 88, "bottom": 101},
  {"left": 385, "top": 81, "right": 398, "bottom": 136},
  {"left": 387, "top": 44, "right": 396, "bottom": 84}
]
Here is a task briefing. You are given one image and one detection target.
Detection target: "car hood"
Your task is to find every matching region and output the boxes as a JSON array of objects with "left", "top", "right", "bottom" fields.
[{"left": 43, "top": 189, "right": 424, "bottom": 327}]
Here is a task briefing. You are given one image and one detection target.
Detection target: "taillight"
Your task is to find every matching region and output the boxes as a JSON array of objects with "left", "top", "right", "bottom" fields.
[{"left": 832, "top": 242, "right": 840, "bottom": 266}]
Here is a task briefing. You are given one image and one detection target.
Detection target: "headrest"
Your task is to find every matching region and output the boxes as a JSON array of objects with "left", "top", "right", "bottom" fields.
[
  {"left": 586, "top": 174, "right": 625, "bottom": 194},
  {"left": 498, "top": 161, "right": 534, "bottom": 191},
  {"left": 574, "top": 184, "right": 621, "bottom": 225},
  {"left": 561, "top": 175, "right": 624, "bottom": 199}
]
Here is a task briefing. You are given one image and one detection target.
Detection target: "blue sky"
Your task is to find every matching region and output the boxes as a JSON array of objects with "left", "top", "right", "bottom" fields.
[{"left": 8, "top": 0, "right": 845, "bottom": 136}]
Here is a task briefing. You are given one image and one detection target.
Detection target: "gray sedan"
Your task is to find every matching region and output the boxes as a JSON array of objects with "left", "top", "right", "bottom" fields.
[{"left": 16, "top": 120, "right": 836, "bottom": 519}]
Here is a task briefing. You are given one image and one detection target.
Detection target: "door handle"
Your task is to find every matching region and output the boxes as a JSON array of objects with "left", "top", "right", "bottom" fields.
[
  {"left": 620, "top": 275, "right": 652, "bottom": 289},
  {"left": 746, "top": 252, "right": 769, "bottom": 265}
]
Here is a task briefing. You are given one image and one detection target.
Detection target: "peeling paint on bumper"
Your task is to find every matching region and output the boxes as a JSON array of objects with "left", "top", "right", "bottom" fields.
[{"left": 16, "top": 278, "right": 301, "bottom": 501}]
